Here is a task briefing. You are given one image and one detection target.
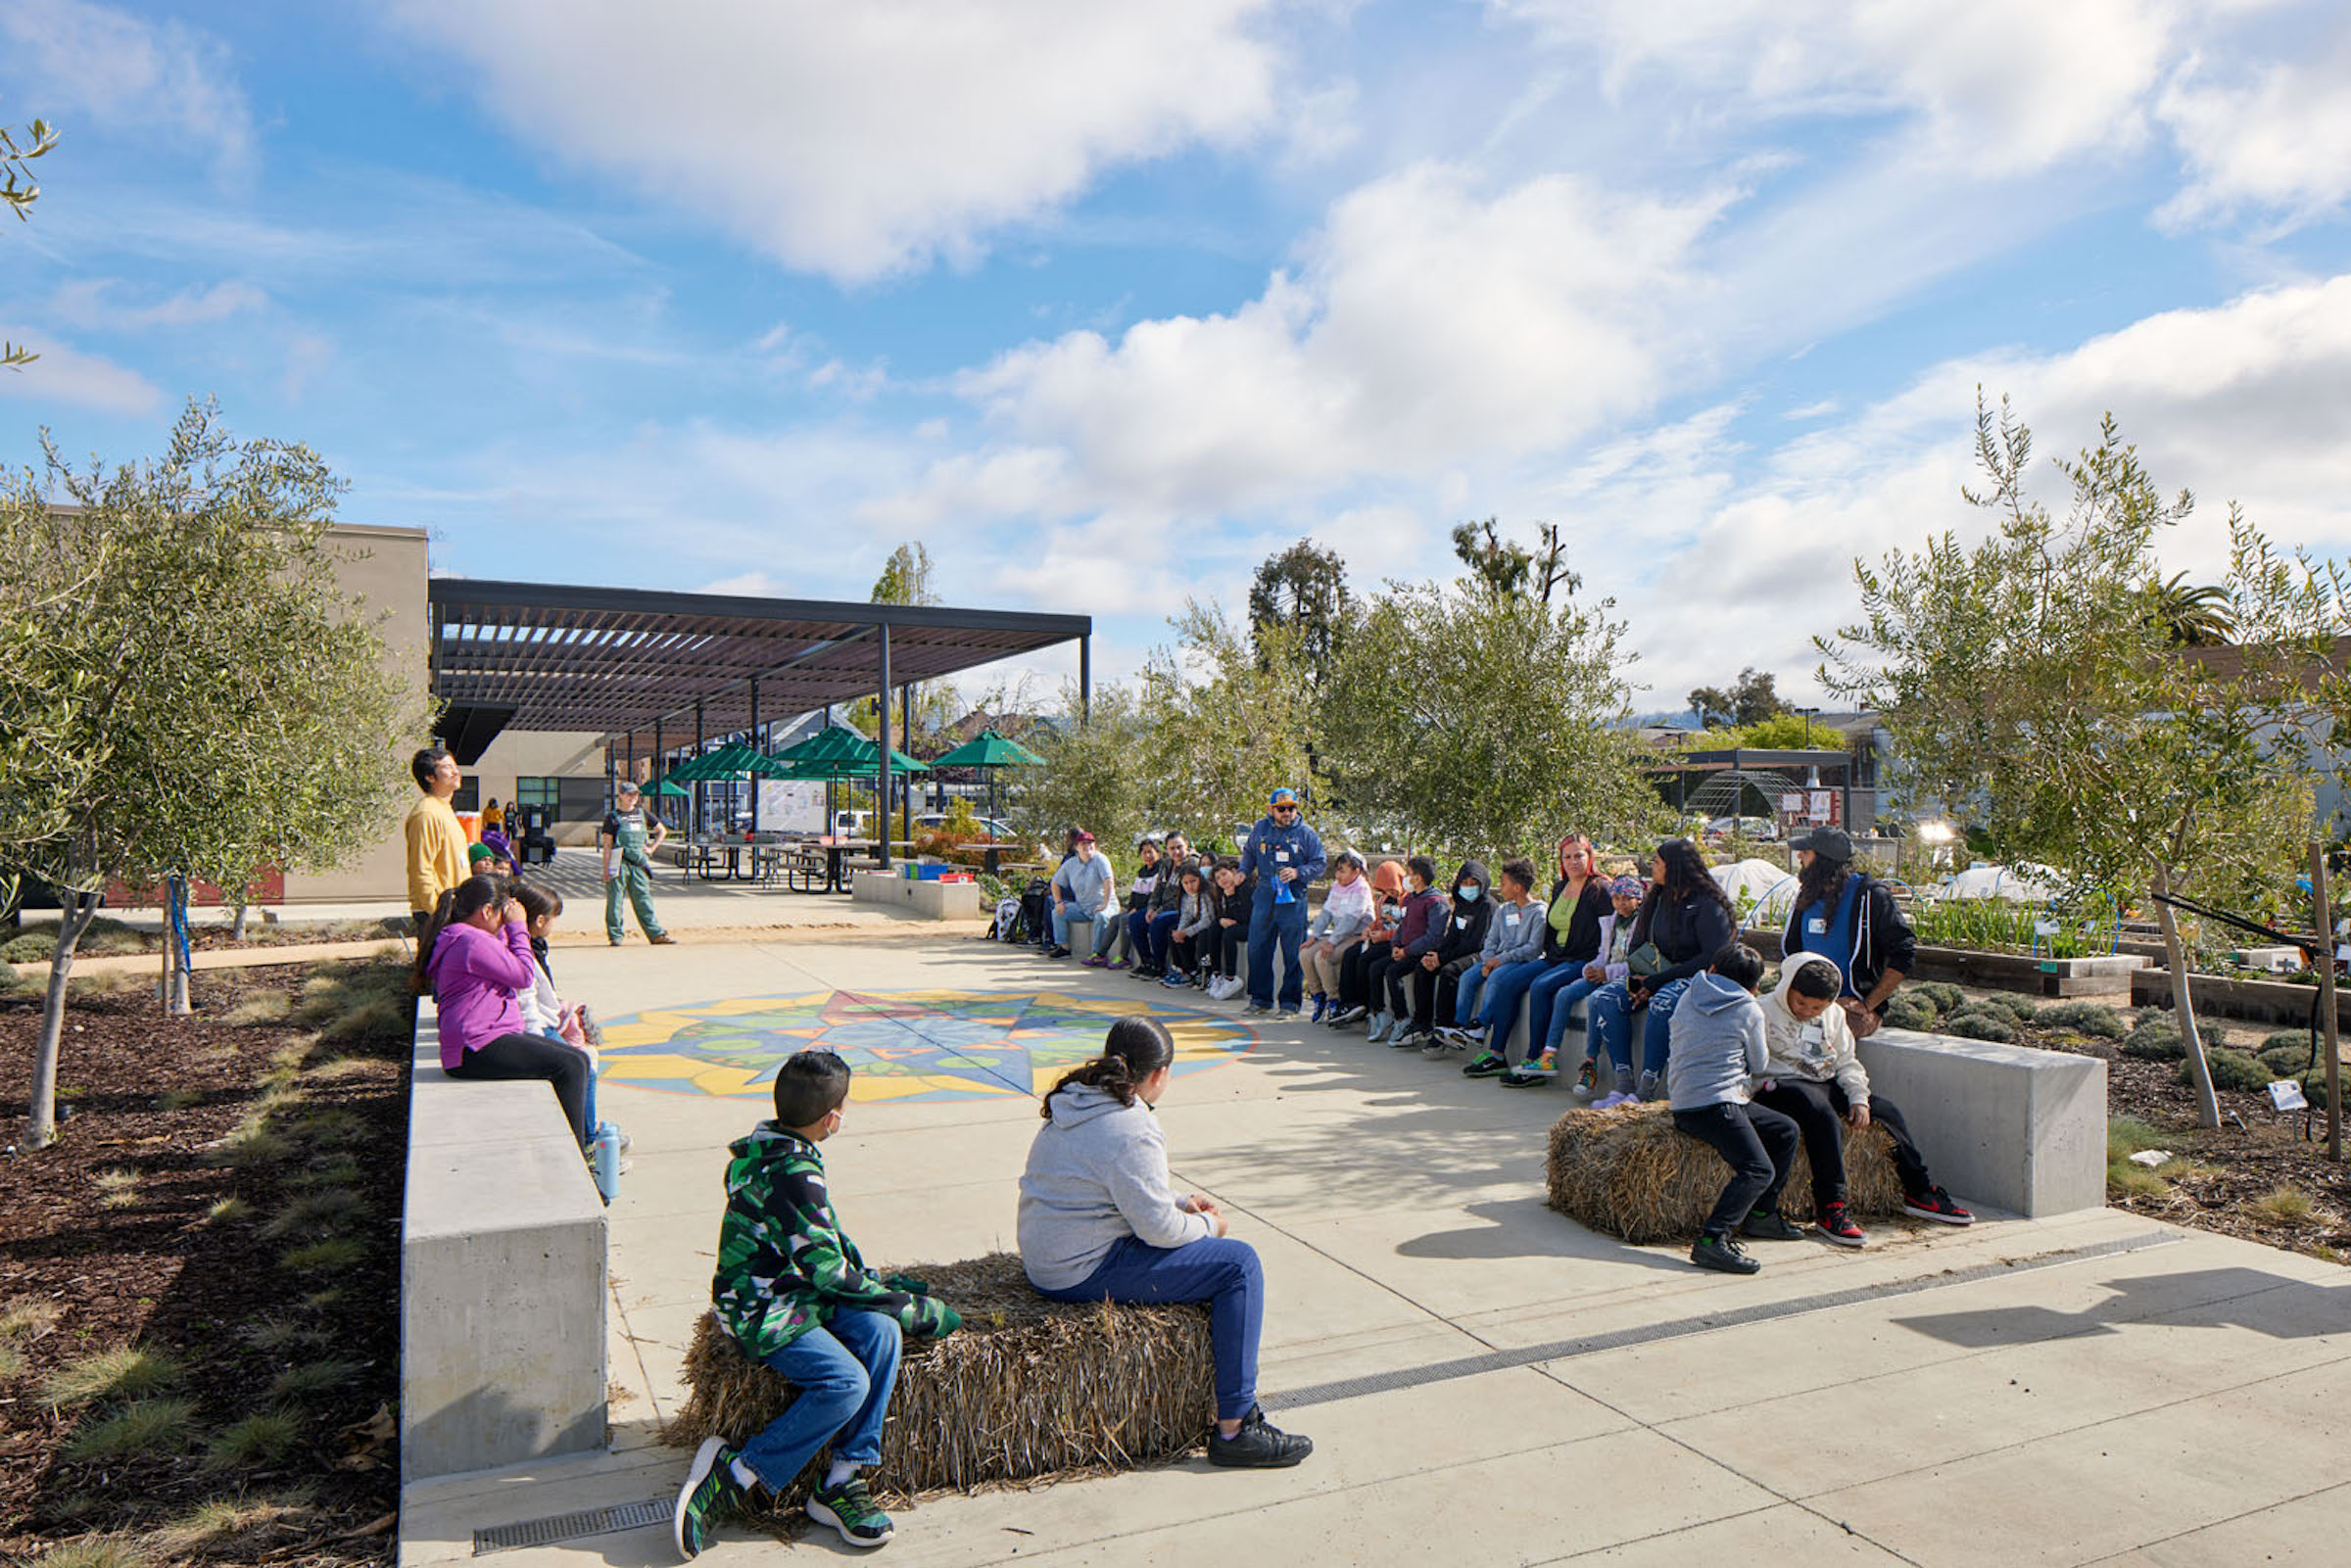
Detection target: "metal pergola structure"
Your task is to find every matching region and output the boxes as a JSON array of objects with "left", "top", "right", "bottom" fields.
[
  {"left": 1644, "top": 746, "right": 1857, "bottom": 832},
  {"left": 427, "top": 578, "right": 1090, "bottom": 867}
]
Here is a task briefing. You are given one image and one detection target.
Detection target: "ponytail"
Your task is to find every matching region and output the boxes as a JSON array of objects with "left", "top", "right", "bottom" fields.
[
  {"left": 411, "top": 888, "right": 457, "bottom": 995},
  {"left": 1041, "top": 1016, "right": 1176, "bottom": 1118}
]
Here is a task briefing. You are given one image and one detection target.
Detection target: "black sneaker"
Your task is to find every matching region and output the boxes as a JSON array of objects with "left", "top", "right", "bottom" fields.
[
  {"left": 1047, "top": 945, "right": 1072, "bottom": 959},
  {"left": 1205, "top": 1405, "right": 1313, "bottom": 1468},
  {"left": 1740, "top": 1209, "right": 1804, "bottom": 1242},
  {"left": 806, "top": 1473, "right": 894, "bottom": 1548},
  {"left": 1903, "top": 1186, "right": 1975, "bottom": 1225},
  {"left": 673, "top": 1437, "right": 745, "bottom": 1560},
  {"left": 1690, "top": 1232, "right": 1761, "bottom": 1275}
]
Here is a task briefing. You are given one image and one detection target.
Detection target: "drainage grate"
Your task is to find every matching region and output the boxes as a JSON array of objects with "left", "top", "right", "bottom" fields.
[
  {"left": 473, "top": 1497, "right": 672, "bottom": 1555},
  {"left": 1261, "top": 1230, "right": 2181, "bottom": 1413}
]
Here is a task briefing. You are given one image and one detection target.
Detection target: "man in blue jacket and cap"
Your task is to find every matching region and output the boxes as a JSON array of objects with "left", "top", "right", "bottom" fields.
[{"left": 1239, "top": 786, "right": 1327, "bottom": 1017}]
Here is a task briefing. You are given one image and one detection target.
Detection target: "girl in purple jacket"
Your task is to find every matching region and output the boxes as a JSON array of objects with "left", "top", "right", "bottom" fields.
[{"left": 414, "top": 875, "right": 593, "bottom": 1146}]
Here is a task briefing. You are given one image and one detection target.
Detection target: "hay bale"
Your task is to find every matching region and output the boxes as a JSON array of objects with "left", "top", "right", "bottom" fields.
[
  {"left": 1547, "top": 1101, "right": 1905, "bottom": 1244},
  {"left": 665, "top": 1253, "right": 1213, "bottom": 1503}
]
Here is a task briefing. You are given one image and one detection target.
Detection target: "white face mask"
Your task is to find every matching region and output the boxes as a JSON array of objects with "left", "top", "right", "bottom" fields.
[{"left": 1459, "top": 883, "right": 1480, "bottom": 900}]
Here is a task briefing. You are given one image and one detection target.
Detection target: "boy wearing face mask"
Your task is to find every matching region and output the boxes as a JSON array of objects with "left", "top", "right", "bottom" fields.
[{"left": 1391, "top": 860, "right": 1495, "bottom": 1052}]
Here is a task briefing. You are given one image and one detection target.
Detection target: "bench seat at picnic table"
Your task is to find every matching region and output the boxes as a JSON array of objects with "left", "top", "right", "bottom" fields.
[{"left": 666, "top": 1253, "right": 1214, "bottom": 1503}]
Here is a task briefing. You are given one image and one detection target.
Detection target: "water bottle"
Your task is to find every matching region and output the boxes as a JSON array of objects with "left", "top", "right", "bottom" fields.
[{"left": 591, "top": 1123, "right": 622, "bottom": 1204}]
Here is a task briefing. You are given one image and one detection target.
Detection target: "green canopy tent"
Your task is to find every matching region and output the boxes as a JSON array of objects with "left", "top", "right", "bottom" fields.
[{"left": 933, "top": 728, "right": 1045, "bottom": 817}]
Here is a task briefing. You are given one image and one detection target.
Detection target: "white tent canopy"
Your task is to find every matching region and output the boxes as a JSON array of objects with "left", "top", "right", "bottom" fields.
[
  {"left": 1927, "top": 863, "right": 2062, "bottom": 904},
  {"left": 1712, "top": 857, "right": 1800, "bottom": 922}
]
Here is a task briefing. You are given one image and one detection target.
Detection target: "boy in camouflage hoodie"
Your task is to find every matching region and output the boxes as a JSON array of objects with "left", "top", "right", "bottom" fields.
[{"left": 674, "top": 1050, "right": 961, "bottom": 1557}]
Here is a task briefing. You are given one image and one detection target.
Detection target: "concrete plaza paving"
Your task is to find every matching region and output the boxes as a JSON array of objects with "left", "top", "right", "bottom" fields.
[{"left": 401, "top": 934, "right": 2351, "bottom": 1568}]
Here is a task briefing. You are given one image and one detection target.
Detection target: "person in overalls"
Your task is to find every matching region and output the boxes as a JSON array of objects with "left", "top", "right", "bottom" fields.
[
  {"left": 601, "top": 780, "right": 677, "bottom": 947},
  {"left": 1239, "top": 787, "right": 1327, "bottom": 1017}
]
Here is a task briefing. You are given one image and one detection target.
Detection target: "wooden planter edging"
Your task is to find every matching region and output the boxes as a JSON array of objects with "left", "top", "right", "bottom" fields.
[
  {"left": 1745, "top": 927, "right": 2149, "bottom": 997},
  {"left": 2131, "top": 968, "right": 2350, "bottom": 1029}
]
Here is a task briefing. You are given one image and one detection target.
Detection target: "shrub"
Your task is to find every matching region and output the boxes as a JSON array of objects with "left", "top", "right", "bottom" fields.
[
  {"left": 2181, "top": 1048, "right": 2274, "bottom": 1093},
  {"left": 267, "top": 1359, "right": 359, "bottom": 1401},
  {"left": 1911, "top": 981, "right": 1966, "bottom": 1015},
  {"left": 2108, "top": 1164, "right": 2171, "bottom": 1200},
  {"left": 203, "top": 1411, "right": 303, "bottom": 1468},
  {"left": 23, "top": 1535, "right": 150, "bottom": 1568},
  {"left": 61, "top": 1397, "right": 198, "bottom": 1461},
  {"left": 261, "top": 1189, "right": 365, "bottom": 1240},
  {"left": 1990, "top": 993, "right": 2039, "bottom": 1022},
  {"left": 279, "top": 1239, "right": 365, "bottom": 1273},
  {"left": 2252, "top": 1185, "right": 2318, "bottom": 1226},
  {"left": 2300, "top": 1073, "right": 2334, "bottom": 1110},
  {"left": 317, "top": 996, "right": 409, "bottom": 1053},
  {"left": 1943, "top": 1010, "right": 2016, "bottom": 1042},
  {"left": 1883, "top": 993, "right": 1938, "bottom": 1031},
  {"left": 1, "top": 1299, "right": 64, "bottom": 1340},
  {"left": 2038, "top": 1000, "right": 2126, "bottom": 1039},
  {"left": 2122, "top": 1022, "right": 2184, "bottom": 1061},
  {"left": 2261, "top": 1029, "right": 2309, "bottom": 1055},
  {"left": 2, "top": 931, "right": 53, "bottom": 963},
  {"left": 2260, "top": 1042, "right": 2312, "bottom": 1076},
  {"left": 41, "top": 1346, "right": 181, "bottom": 1405},
  {"left": 220, "top": 991, "right": 291, "bottom": 1026}
]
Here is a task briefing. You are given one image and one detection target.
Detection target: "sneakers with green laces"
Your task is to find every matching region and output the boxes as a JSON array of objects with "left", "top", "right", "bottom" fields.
[
  {"left": 807, "top": 1472, "right": 894, "bottom": 1548},
  {"left": 673, "top": 1437, "right": 745, "bottom": 1560},
  {"left": 1498, "top": 1049, "right": 1558, "bottom": 1088},
  {"left": 1462, "top": 1050, "right": 1511, "bottom": 1077}
]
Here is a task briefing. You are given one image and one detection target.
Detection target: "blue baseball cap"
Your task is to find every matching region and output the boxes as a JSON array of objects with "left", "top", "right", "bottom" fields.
[{"left": 1270, "top": 787, "right": 1299, "bottom": 806}]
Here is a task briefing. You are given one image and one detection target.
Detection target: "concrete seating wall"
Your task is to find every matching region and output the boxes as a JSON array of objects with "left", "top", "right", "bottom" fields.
[
  {"left": 851, "top": 869, "right": 984, "bottom": 920},
  {"left": 403, "top": 1004, "right": 608, "bottom": 1483}
]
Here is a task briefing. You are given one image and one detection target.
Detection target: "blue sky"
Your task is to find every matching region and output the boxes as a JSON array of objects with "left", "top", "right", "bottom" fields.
[{"left": 5, "top": 0, "right": 2350, "bottom": 718}]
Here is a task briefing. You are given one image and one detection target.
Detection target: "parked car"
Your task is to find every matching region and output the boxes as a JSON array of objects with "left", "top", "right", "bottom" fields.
[
  {"left": 1703, "top": 815, "right": 1780, "bottom": 843},
  {"left": 912, "top": 812, "right": 1019, "bottom": 841}
]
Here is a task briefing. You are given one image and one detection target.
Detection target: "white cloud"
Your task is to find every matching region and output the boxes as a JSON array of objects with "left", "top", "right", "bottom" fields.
[
  {"left": 917, "top": 162, "right": 1723, "bottom": 520},
  {"left": 388, "top": 0, "right": 1284, "bottom": 283},
  {"left": 48, "top": 279, "right": 267, "bottom": 331},
  {"left": 2157, "top": 17, "right": 2351, "bottom": 231},
  {"left": 0, "top": 0, "right": 253, "bottom": 175},
  {"left": 0, "top": 328, "right": 164, "bottom": 414}
]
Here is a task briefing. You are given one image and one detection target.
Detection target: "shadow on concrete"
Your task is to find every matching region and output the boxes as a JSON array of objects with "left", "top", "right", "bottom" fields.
[
  {"left": 1893, "top": 1266, "right": 2351, "bottom": 1350},
  {"left": 1395, "top": 1197, "right": 1693, "bottom": 1272}
]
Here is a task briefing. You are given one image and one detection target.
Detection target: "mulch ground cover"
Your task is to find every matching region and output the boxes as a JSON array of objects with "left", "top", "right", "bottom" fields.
[
  {"left": 0, "top": 958, "right": 411, "bottom": 1566},
  {"left": 1963, "top": 995, "right": 2351, "bottom": 1262}
]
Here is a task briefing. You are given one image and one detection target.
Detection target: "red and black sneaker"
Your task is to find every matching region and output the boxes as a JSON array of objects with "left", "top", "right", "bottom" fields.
[
  {"left": 1815, "top": 1201, "right": 1866, "bottom": 1248},
  {"left": 1903, "top": 1186, "right": 1974, "bottom": 1226}
]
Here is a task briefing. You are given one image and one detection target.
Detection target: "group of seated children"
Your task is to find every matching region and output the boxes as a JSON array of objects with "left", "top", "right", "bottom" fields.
[
  {"left": 412, "top": 872, "right": 627, "bottom": 1190},
  {"left": 672, "top": 1018, "right": 1308, "bottom": 1558},
  {"left": 1034, "top": 829, "right": 1290, "bottom": 1005},
  {"left": 1665, "top": 941, "right": 1973, "bottom": 1274}
]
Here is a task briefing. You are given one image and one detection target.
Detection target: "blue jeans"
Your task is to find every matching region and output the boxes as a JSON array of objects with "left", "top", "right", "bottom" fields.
[
  {"left": 1247, "top": 897, "right": 1307, "bottom": 1009},
  {"left": 1537, "top": 973, "right": 1607, "bottom": 1060},
  {"left": 1050, "top": 904, "right": 1114, "bottom": 951},
  {"left": 1460, "top": 960, "right": 1546, "bottom": 1049},
  {"left": 1525, "top": 962, "right": 1590, "bottom": 1055},
  {"left": 1586, "top": 976, "right": 1695, "bottom": 1076},
  {"left": 1039, "top": 1235, "right": 1264, "bottom": 1421},
  {"left": 738, "top": 1309, "right": 903, "bottom": 1491},
  {"left": 1145, "top": 910, "right": 1180, "bottom": 969}
]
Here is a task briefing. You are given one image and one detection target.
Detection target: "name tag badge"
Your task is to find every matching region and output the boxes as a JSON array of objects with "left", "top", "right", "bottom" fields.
[
  {"left": 1454, "top": 915, "right": 1468, "bottom": 928},
  {"left": 1807, "top": 917, "right": 1828, "bottom": 935},
  {"left": 1800, "top": 1022, "right": 1826, "bottom": 1047},
  {"left": 1275, "top": 850, "right": 1290, "bottom": 864},
  {"left": 1505, "top": 911, "right": 1520, "bottom": 927}
]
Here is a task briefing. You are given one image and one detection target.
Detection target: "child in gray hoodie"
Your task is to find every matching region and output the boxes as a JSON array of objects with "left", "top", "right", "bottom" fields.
[{"left": 1664, "top": 942, "right": 1803, "bottom": 1276}]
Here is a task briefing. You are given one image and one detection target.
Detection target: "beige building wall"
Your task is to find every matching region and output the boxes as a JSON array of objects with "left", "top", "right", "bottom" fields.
[
  {"left": 467, "top": 730, "right": 611, "bottom": 847},
  {"left": 284, "top": 524, "right": 431, "bottom": 905}
]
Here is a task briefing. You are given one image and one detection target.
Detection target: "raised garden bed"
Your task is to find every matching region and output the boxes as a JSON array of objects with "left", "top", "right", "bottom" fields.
[
  {"left": 0, "top": 958, "right": 412, "bottom": 1566},
  {"left": 2131, "top": 967, "right": 2351, "bottom": 1029},
  {"left": 1745, "top": 927, "right": 2148, "bottom": 997}
]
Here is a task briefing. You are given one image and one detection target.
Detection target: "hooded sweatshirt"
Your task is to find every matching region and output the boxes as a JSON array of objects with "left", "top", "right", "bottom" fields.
[
  {"left": 1019, "top": 1081, "right": 1213, "bottom": 1290},
  {"left": 1759, "top": 955, "right": 1873, "bottom": 1102},
  {"left": 425, "top": 919, "right": 536, "bottom": 1070},
  {"left": 1146, "top": 855, "right": 1191, "bottom": 917},
  {"left": 1308, "top": 872, "right": 1375, "bottom": 944},
  {"left": 1434, "top": 860, "right": 1497, "bottom": 965},
  {"left": 711, "top": 1123, "right": 960, "bottom": 1355},
  {"left": 1664, "top": 971, "right": 1770, "bottom": 1112},
  {"left": 1126, "top": 857, "right": 1162, "bottom": 912},
  {"left": 1395, "top": 882, "right": 1452, "bottom": 957},
  {"left": 1364, "top": 862, "right": 1409, "bottom": 944}
]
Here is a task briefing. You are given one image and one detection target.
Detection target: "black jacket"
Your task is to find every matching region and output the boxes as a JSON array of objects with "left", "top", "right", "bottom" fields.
[
  {"left": 1780, "top": 870, "right": 1917, "bottom": 1010},
  {"left": 1631, "top": 888, "right": 1738, "bottom": 990},
  {"left": 1542, "top": 876, "right": 1613, "bottom": 966},
  {"left": 1434, "top": 860, "right": 1497, "bottom": 966}
]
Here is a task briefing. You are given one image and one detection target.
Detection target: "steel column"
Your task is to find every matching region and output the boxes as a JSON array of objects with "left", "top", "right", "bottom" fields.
[{"left": 877, "top": 626, "right": 893, "bottom": 871}]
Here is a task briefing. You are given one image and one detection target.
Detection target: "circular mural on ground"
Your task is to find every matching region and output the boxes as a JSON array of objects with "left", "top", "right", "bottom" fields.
[{"left": 597, "top": 988, "right": 1258, "bottom": 1104}]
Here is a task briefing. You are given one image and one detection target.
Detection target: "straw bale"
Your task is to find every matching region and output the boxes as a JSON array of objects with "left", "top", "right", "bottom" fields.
[
  {"left": 665, "top": 1253, "right": 1214, "bottom": 1504},
  {"left": 1547, "top": 1101, "right": 1905, "bottom": 1244}
]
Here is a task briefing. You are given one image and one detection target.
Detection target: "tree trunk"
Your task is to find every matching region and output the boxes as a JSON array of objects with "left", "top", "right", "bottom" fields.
[
  {"left": 231, "top": 899, "right": 251, "bottom": 944},
  {"left": 2153, "top": 867, "right": 2222, "bottom": 1130},
  {"left": 165, "top": 877, "right": 191, "bottom": 1018},
  {"left": 25, "top": 890, "right": 100, "bottom": 1148}
]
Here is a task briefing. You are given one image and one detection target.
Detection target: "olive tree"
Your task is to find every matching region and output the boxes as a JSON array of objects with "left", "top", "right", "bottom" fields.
[
  {"left": 1, "top": 401, "right": 424, "bottom": 1144},
  {"left": 4, "top": 105, "right": 59, "bottom": 368},
  {"left": 1819, "top": 397, "right": 2345, "bottom": 1128},
  {"left": 1138, "top": 602, "right": 1324, "bottom": 848}
]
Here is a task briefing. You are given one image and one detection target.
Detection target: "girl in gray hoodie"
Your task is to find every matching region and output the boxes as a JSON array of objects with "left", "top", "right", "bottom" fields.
[{"left": 1017, "top": 1018, "right": 1311, "bottom": 1469}]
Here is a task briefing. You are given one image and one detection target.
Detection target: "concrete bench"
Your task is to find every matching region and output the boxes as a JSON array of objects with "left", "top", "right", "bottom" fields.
[
  {"left": 851, "top": 869, "right": 984, "bottom": 920},
  {"left": 1855, "top": 1026, "right": 2106, "bottom": 1216},
  {"left": 402, "top": 1004, "right": 607, "bottom": 1483}
]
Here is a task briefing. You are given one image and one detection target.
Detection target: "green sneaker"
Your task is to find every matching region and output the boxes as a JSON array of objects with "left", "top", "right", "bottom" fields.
[
  {"left": 673, "top": 1437, "right": 745, "bottom": 1560},
  {"left": 807, "top": 1473, "right": 894, "bottom": 1549},
  {"left": 1462, "top": 1050, "right": 1511, "bottom": 1078},
  {"left": 1498, "top": 1050, "right": 1558, "bottom": 1088}
]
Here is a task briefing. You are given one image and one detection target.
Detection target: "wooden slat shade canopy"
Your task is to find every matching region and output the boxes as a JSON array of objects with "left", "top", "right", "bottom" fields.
[{"left": 428, "top": 577, "right": 1089, "bottom": 748}]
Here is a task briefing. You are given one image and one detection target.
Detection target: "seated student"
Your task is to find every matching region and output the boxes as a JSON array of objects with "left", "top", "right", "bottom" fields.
[
  {"left": 1585, "top": 839, "right": 1738, "bottom": 1102},
  {"left": 673, "top": 1051, "right": 966, "bottom": 1557},
  {"left": 1365, "top": 857, "right": 1447, "bottom": 1043},
  {"left": 417, "top": 875, "right": 593, "bottom": 1148},
  {"left": 1665, "top": 943, "right": 1803, "bottom": 1277},
  {"left": 1329, "top": 860, "right": 1406, "bottom": 1026},
  {"left": 1018, "top": 1018, "right": 1312, "bottom": 1468},
  {"left": 1204, "top": 862, "right": 1257, "bottom": 1001},
  {"left": 1447, "top": 858, "right": 1548, "bottom": 1070},
  {"left": 1501, "top": 836, "right": 1616, "bottom": 1083},
  {"left": 1756, "top": 956, "right": 1974, "bottom": 1245},
  {"left": 1394, "top": 860, "right": 1493, "bottom": 1052},
  {"left": 1049, "top": 832, "right": 1118, "bottom": 961},
  {"left": 1299, "top": 849, "right": 1373, "bottom": 1022},
  {"left": 1101, "top": 835, "right": 1163, "bottom": 971},
  {"left": 512, "top": 884, "right": 624, "bottom": 1163},
  {"left": 1131, "top": 832, "right": 1192, "bottom": 979},
  {"left": 1512, "top": 873, "right": 1643, "bottom": 1093},
  {"left": 1160, "top": 860, "right": 1218, "bottom": 989}
]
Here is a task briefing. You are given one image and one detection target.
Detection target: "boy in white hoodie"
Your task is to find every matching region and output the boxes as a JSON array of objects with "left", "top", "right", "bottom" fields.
[{"left": 1756, "top": 956, "right": 1973, "bottom": 1246}]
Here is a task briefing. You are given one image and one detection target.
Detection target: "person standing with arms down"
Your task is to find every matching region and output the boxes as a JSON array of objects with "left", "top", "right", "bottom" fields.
[
  {"left": 601, "top": 779, "right": 677, "bottom": 947},
  {"left": 404, "top": 746, "right": 470, "bottom": 936},
  {"left": 1239, "top": 787, "right": 1327, "bottom": 1018}
]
